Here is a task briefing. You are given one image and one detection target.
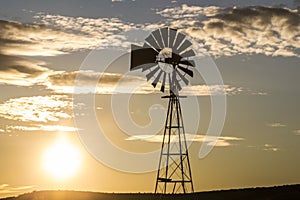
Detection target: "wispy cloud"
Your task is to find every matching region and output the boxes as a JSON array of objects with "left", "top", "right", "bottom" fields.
[
  {"left": 0, "top": 184, "right": 34, "bottom": 195},
  {"left": 263, "top": 143, "right": 280, "bottom": 152},
  {"left": 157, "top": 5, "right": 300, "bottom": 57},
  {"left": 126, "top": 134, "right": 243, "bottom": 147},
  {"left": 7, "top": 125, "right": 80, "bottom": 132},
  {"left": 267, "top": 122, "right": 287, "bottom": 127},
  {"left": 181, "top": 84, "right": 243, "bottom": 96},
  {"left": 0, "top": 61, "right": 254, "bottom": 95},
  {"left": 46, "top": 71, "right": 151, "bottom": 94},
  {"left": 248, "top": 143, "right": 281, "bottom": 152},
  {"left": 157, "top": 4, "right": 220, "bottom": 19},
  {"left": 46, "top": 70, "right": 244, "bottom": 95},
  {"left": 0, "top": 95, "right": 72, "bottom": 122},
  {"left": 293, "top": 129, "right": 300, "bottom": 135}
]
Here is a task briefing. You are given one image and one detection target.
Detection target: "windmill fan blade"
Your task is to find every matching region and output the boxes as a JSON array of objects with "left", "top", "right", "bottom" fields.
[
  {"left": 152, "top": 29, "right": 164, "bottom": 49},
  {"left": 146, "top": 66, "right": 160, "bottom": 81},
  {"left": 176, "top": 70, "right": 189, "bottom": 85},
  {"left": 160, "top": 27, "right": 169, "bottom": 47},
  {"left": 130, "top": 44, "right": 158, "bottom": 70},
  {"left": 169, "top": 28, "right": 177, "bottom": 48},
  {"left": 179, "top": 59, "right": 195, "bottom": 67},
  {"left": 172, "top": 68, "right": 176, "bottom": 82},
  {"left": 177, "top": 40, "right": 192, "bottom": 53},
  {"left": 178, "top": 65, "right": 193, "bottom": 77},
  {"left": 143, "top": 42, "right": 152, "bottom": 48},
  {"left": 189, "top": 60, "right": 195, "bottom": 67},
  {"left": 141, "top": 63, "right": 157, "bottom": 72},
  {"left": 160, "top": 71, "right": 166, "bottom": 92},
  {"left": 152, "top": 70, "right": 163, "bottom": 88},
  {"left": 173, "top": 70, "right": 182, "bottom": 91},
  {"left": 180, "top": 49, "right": 195, "bottom": 58},
  {"left": 174, "top": 77, "right": 182, "bottom": 91},
  {"left": 145, "top": 35, "right": 160, "bottom": 50},
  {"left": 173, "top": 32, "right": 185, "bottom": 50}
]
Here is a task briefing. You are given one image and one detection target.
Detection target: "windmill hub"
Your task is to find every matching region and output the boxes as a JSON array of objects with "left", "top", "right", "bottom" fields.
[{"left": 158, "top": 48, "right": 172, "bottom": 58}]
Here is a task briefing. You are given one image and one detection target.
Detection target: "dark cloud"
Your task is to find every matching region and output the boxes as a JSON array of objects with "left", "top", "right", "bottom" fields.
[
  {"left": 206, "top": 21, "right": 225, "bottom": 31},
  {"left": 0, "top": 54, "right": 50, "bottom": 86},
  {"left": 0, "top": 20, "right": 51, "bottom": 54},
  {"left": 158, "top": 5, "right": 300, "bottom": 57},
  {"left": 214, "top": 7, "right": 299, "bottom": 32},
  {"left": 0, "top": 19, "right": 41, "bottom": 34},
  {"left": 0, "top": 55, "right": 45, "bottom": 74}
]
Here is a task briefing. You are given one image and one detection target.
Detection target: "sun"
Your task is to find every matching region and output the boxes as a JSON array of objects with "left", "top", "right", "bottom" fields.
[{"left": 43, "top": 139, "right": 81, "bottom": 180}]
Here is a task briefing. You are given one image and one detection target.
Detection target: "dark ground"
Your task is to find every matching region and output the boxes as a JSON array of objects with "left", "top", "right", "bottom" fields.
[{"left": 2, "top": 184, "right": 300, "bottom": 200}]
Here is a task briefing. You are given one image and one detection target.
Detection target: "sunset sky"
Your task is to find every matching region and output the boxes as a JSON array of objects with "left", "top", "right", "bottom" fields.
[{"left": 0, "top": 0, "right": 300, "bottom": 198}]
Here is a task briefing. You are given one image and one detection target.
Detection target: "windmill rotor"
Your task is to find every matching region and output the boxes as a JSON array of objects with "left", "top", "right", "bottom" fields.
[{"left": 130, "top": 27, "right": 195, "bottom": 95}]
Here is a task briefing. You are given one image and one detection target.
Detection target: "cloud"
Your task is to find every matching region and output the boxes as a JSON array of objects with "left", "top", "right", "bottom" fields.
[
  {"left": 249, "top": 143, "right": 280, "bottom": 152},
  {"left": 46, "top": 70, "right": 245, "bottom": 95},
  {"left": 0, "top": 20, "right": 82, "bottom": 56},
  {"left": 181, "top": 84, "right": 243, "bottom": 96},
  {"left": 1, "top": 6, "right": 299, "bottom": 58},
  {"left": 47, "top": 71, "right": 133, "bottom": 88},
  {"left": 126, "top": 134, "right": 243, "bottom": 147},
  {"left": 46, "top": 71, "right": 153, "bottom": 94},
  {"left": 7, "top": 125, "right": 80, "bottom": 132},
  {"left": 0, "top": 95, "right": 72, "bottom": 122},
  {"left": 2, "top": 6, "right": 297, "bottom": 59},
  {"left": 0, "top": 95, "right": 83, "bottom": 134},
  {"left": 33, "top": 14, "right": 135, "bottom": 50},
  {"left": 267, "top": 122, "right": 287, "bottom": 127},
  {"left": 263, "top": 143, "right": 280, "bottom": 152},
  {"left": 293, "top": 129, "right": 300, "bottom": 135},
  {"left": 0, "top": 16, "right": 135, "bottom": 57},
  {"left": 0, "top": 54, "right": 52, "bottom": 86},
  {"left": 157, "top": 4, "right": 220, "bottom": 19},
  {"left": 157, "top": 5, "right": 300, "bottom": 57},
  {"left": 0, "top": 184, "right": 34, "bottom": 195},
  {"left": 0, "top": 60, "right": 247, "bottom": 95}
]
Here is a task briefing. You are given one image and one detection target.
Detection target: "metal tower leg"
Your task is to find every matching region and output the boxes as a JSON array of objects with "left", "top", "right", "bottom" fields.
[{"left": 155, "top": 93, "right": 194, "bottom": 194}]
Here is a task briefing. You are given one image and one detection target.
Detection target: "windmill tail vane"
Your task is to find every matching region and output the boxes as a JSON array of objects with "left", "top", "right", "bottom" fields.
[{"left": 129, "top": 27, "right": 195, "bottom": 194}]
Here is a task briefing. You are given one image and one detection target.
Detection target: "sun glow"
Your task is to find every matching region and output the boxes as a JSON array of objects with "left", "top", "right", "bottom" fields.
[{"left": 43, "top": 139, "right": 81, "bottom": 180}]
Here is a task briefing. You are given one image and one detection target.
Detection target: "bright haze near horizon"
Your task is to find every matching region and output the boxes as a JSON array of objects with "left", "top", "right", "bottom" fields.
[{"left": 0, "top": 0, "right": 299, "bottom": 198}]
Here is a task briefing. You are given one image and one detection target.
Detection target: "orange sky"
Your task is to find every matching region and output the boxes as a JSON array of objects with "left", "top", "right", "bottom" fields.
[{"left": 0, "top": 0, "right": 300, "bottom": 198}]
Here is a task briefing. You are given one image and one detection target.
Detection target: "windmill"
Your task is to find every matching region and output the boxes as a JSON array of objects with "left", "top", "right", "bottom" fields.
[{"left": 130, "top": 27, "right": 195, "bottom": 194}]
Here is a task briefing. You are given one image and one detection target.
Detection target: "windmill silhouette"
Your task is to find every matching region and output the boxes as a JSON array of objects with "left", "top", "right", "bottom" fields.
[{"left": 130, "top": 27, "right": 195, "bottom": 194}]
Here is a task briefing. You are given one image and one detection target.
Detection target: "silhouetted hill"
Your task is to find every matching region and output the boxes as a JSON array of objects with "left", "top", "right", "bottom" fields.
[{"left": 2, "top": 184, "right": 300, "bottom": 200}]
